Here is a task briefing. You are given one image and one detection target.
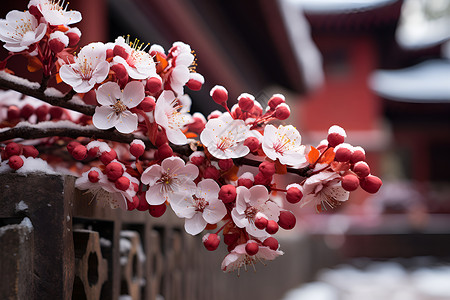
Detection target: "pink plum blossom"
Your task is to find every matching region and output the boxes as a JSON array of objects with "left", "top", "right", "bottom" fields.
[
  {"left": 165, "top": 41, "right": 195, "bottom": 96},
  {"left": 59, "top": 42, "right": 110, "bottom": 93},
  {"left": 92, "top": 81, "right": 145, "bottom": 134},
  {"left": 29, "top": 0, "right": 82, "bottom": 26},
  {"left": 154, "top": 90, "right": 192, "bottom": 145},
  {"left": 221, "top": 241, "right": 284, "bottom": 273},
  {"left": 75, "top": 167, "right": 138, "bottom": 210},
  {"left": 112, "top": 36, "right": 158, "bottom": 80},
  {"left": 0, "top": 10, "right": 47, "bottom": 52},
  {"left": 262, "top": 124, "right": 308, "bottom": 167},
  {"left": 301, "top": 171, "right": 350, "bottom": 212},
  {"left": 200, "top": 113, "right": 251, "bottom": 159},
  {"left": 170, "top": 179, "right": 227, "bottom": 235},
  {"left": 141, "top": 156, "right": 199, "bottom": 205},
  {"left": 231, "top": 185, "right": 280, "bottom": 238}
]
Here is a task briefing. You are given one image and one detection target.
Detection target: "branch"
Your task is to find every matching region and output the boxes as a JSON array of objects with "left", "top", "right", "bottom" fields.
[{"left": 0, "top": 71, "right": 95, "bottom": 116}]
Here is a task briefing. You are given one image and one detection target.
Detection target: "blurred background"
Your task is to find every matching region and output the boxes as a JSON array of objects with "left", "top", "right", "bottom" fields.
[{"left": 2, "top": 0, "right": 450, "bottom": 299}]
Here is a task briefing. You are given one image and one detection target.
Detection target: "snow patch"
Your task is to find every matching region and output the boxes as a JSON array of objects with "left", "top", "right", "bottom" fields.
[{"left": 15, "top": 201, "right": 28, "bottom": 212}]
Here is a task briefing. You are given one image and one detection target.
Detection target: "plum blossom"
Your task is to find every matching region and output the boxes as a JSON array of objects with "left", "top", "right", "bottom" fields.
[
  {"left": 0, "top": 10, "right": 47, "bottom": 52},
  {"left": 262, "top": 124, "right": 307, "bottom": 167},
  {"left": 112, "top": 36, "right": 157, "bottom": 80},
  {"left": 28, "top": 0, "right": 82, "bottom": 26},
  {"left": 92, "top": 81, "right": 145, "bottom": 134},
  {"left": 301, "top": 171, "right": 350, "bottom": 213},
  {"left": 141, "top": 156, "right": 199, "bottom": 205},
  {"left": 154, "top": 90, "right": 192, "bottom": 145},
  {"left": 59, "top": 42, "right": 110, "bottom": 93},
  {"left": 75, "top": 167, "right": 138, "bottom": 210},
  {"left": 221, "top": 241, "right": 284, "bottom": 273},
  {"left": 231, "top": 185, "right": 280, "bottom": 238},
  {"left": 165, "top": 41, "right": 196, "bottom": 96},
  {"left": 200, "top": 113, "right": 251, "bottom": 159},
  {"left": 170, "top": 179, "right": 227, "bottom": 235}
]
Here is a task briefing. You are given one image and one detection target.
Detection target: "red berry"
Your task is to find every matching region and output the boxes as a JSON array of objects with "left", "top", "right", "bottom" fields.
[
  {"left": 22, "top": 145, "right": 38, "bottom": 158},
  {"left": 263, "top": 237, "right": 279, "bottom": 250},
  {"left": 245, "top": 242, "right": 259, "bottom": 256},
  {"left": 255, "top": 215, "right": 268, "bottom": 230},
  {"left": 341, "top": 174, "right": 359, "bottom": 191},
  {"left": 88, "top": 170, "right": 100, "bottom": 183},
  {"left": 5, "top": 142, "right": 22, "bottom": 157},
  {"left": 353, "top": 161, "right": 370, "bottom": 178},
  {"left": 7, "top": 106, "right": 20, "bottom": 120},
  {"left": 278, "top": 210, "right": 296, "bottom": 230},
  {"left": 20, "top": 104, "right": 34, "bottom": 120},
  {"left": 8, "top": 155, "right": 24, "bottom": 170},
  {"left": 335, "top": 146, "right": 353, "bottom": 162},
  {"left": 203, "top": 233, "right": 220, "bottom": 251},
  {"left": 286, "top": 186, "right": 303, "bottom": 204},
  {"left": 265, "top": 220, "right": 279, "bottom": 234},
  {"left": 35, "top": 105, "right": 49, "bottom": 122},
  {"left": 149, "top": 203, "right": 167, "bottom": 217},
  {"left": 218, "top": 184, "right": 236, "bottom": 203},
  {"left": 351, "top": 147, "right": 366, "bottom": 163},
  {"left": 327, "top": 125, "right": 346, "bottom": 147}
]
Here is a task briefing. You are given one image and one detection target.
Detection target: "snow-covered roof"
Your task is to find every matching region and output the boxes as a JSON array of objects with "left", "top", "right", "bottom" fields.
[
  {"left": 286, "top": 0, "right": 398, "bottom": 14},
  {"left": 369, "top": 59, "right": 450, "bottom": 102}
]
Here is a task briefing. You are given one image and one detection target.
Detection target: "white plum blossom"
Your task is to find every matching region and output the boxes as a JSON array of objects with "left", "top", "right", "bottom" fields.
[
  {"left": 231, "top": 185, "right": 280, "bottom": 238},
  {"left": 75, "top": 167, "right": 138, "bottom": 210},
  {"left": 221, "top": 241, "right": 284, "bottom": 273},
  {"left": 141, "top": 156, "right": 199, "bottom": 205},
  {"left": 170, "top": 179, "right": 227, "bottom": 235},
  {"left": 262, "top": 124, "right": 308, "bottom": 167},
  {"left": 301, "top": 171, "right": 350, "bottom": 213},
  {"left": 200, "top": 113, "right": 250, "bottom": 159},
  {"left": 0, "top": 10, "right": 47, "bottom": 52},
  {"left": 154, "top": 90, "right": 192, "bottom": 145},
  {"left": 165, "top": 41, "right": 195, "bottom": 96},
  {"left": 112, "top": 36, "right": 157, "bottom": 80},
  {"left": 28, "top": 0, "right": 82, "bottom": 26},
  {"left": 59, "top": 42, "right": 110, "bottom": 93},
  {"left": 92, "top": 81, "right": 145, "bottom": 134}
]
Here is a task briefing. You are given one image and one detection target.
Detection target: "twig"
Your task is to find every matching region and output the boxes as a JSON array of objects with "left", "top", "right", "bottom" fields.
[{"left": 0, "top": 71, "right": 95, "bottom": 116}]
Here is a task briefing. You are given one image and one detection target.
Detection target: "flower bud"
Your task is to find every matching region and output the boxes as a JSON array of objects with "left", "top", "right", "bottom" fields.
[
  {"left": 223, "top": 233, "right": 239, "bottom": 246},
  {"left": 245, "top": 241, "right": 259, "bottom": 256},
  {"left": 148, "top": 203, "right": 167, "bottom": 217},
  {"left": 259, "top": 161, "right": 276, "bottom": 176},
  {"left": 146, "top": 76, "right": 162, "bottom": 93},
  {"left": 203, "top": 166, "right": 220, "bottom": 181},
  {"left": 49, "top": 106, "right": 64, "bottom": 120},
  {"left": 353, "top": 161, "right": 370, "bottom": 178},
  {"left": 5, "top": 142, "right": 22, "bottom": 157},
  {"left": 110, "top": 63, "right": 128, "bottom": 80},
  {"left": 105, "top": 161, "right": 124, "bottom": 181},
  {"left": 210, "top": 85, "right": 228, "bottom": 105},
  {"left": 351, "top": 146, "right": 366, "bottom": 163},
  {"left": 265, "top": 220, "right": 279, "bottom": 234},
  {"left": 334, "top": 143, "right": 353, "bottom": 162},
  {"left": 130, "top": 139, "right": 145, "bottom": 158},
  {"left": 238, "top": 93, "right": 255, "bottom": 111},
  {"left": 237, "top": 172, "right": 254, "bottom": 189},
  {"left": 187, "top": 112, "right": 206, "bottom": 134},
  {"left": 263, "top": 237, "right": 279, "bottom": 250},
  {"left": 7, "top": 106, "right": 20, "bottom": 120},
  {"left": 49, "top": 31, "right": 69, "bottom": 53},
  {"left": 286, "top": 184, "right": 303, "bottom": 204},
  {"left": 218, "top": 158, "right": 233, "bottom": 171},
  {"left": 360, "top": 175, "right": 382, "bottom": 194},
  {"left": 66, "top": 27, "right": 81, "bottom": 47},
  {"left": 255, "top": 215, "right": 268, "bottom": 230},
  {"left": 278, "top": 210, "right": 296, "bottom": 230},
  {"left": 66, "top": 141, "right": 81, "bottom": 154},
  {"left": 72, "top": 145, "right": 87, "bottom": 160},
  {"left": 254, "top": 172, "right": 271, "bottom": 186},
  {"left": 127, "top": 196, "right": 140, "bottom": 211},
  {"left": 274, "top": 103, "right": 290, "bottom": 120},
  {"left": 189, "top": 151, "right": 205, "bottom": 166},
  {"left": 137, "top": 196, "right": 151, "bottom": 211},
  {"left": 35, "top": 105, "right": 49, "bottom": 122},
  {"left": 203, "top": 233, "right": 220, "bottom": 251},
  {"left": 218, "top": 184, "right": 236, "bottom": 203},
  {"left": 244, "top": 136, "right": 260, "bottom": 153},
  {"left": 22, "top": 145, "right": 39, "bottom": 158},
  {"left": 186, "top": 73, "right": 204, "bottom": 91},
  {"left": 8, "top": 155, "right": 24, "bottom": 170},
  {"left": 20, "top": 104, "right": 35, "bottom": 120},
  {"left": 100, "top": 149, "right": 118, "bottom": 165},
  {"left": 268, "top": 94, "right": 285, "bottom": 110},
  {"left": 138, "top": 96, "right": 156, "bottom": 112},
  {"left": 327, "top": 125, "right": 347, "bottom": 147},
  {"left": 341, "top": 174, "right": 359, "bottom": 191},
  {"left": 155, "top": 131, "right": 168, "bottom": 147},
  {"left": 88, "top": 170, "right": 100, "bottom": 183},
  {"left": 115, "top": 176, "right": 130, "bottom": 191},
  {"left": 113, "top": 45, "right": 129, "bottom": 60},
  {"left": 157, "top": 143, "right": 173, "bottom": 160}
]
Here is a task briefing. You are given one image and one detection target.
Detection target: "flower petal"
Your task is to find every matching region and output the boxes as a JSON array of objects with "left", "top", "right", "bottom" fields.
[
  {"left": 115, "top": 111, "right": 138, "bottom": 134},
  {"left": 184, "top": 213, "right": 206, "bottom": 235},
  {"left": 96, "top": 82, "right": 122, "bottom": 106},
  {"left": 122, "top": 81, "right": 145, "bottom": 108},
  {"left": 92, "top": 106, "right": 119, "bottom": 130}
]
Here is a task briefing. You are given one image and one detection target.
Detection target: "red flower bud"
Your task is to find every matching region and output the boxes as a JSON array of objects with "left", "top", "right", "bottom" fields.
[
  {"left": 262, "top": 237, "right": 279, "bottom": 250},
  {"left": 203, "top": 233, "right": 220, "bottom": 251},
  {"left": 278, "top": 210, "right": 296, "bottom": 230},
  {"left": 341, "top": 174, "right": 360, "bottom": 191},
  {"left": 218, "top": 184, "right": 236, "bottom": 203},
  {"left": 360, "top": 175, "right": 382, "bottom": 194},
  {"left": 149, "top": 203, "right": 167, "bottom": 217},
  {"left": 265, "top": 220, "right": 279, "bottom": 234},
  {"left": 8, "top": 155, "right": 24, "bottom": 170},
  {"left": 245, "top": 241, "right": 259, "bottom": 256},
  {"left": 210, "top": 85, "right": 228, "bottom": 105},
  {"left": 105, "top": 161, "right": 124, "bottom": 181},
  {"left": 115, "top": 176, "right": 130, "bottom": 191}
]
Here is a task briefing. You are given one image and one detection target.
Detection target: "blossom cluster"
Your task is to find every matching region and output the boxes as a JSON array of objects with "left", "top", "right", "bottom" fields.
[{"left": 0, "top": 1, "right": 382, "bottom": 273}]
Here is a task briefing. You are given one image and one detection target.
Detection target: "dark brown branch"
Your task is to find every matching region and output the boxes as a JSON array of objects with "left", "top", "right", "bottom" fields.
[{"left": 0, "top": 71, "right": 95, "bottom": 116}]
